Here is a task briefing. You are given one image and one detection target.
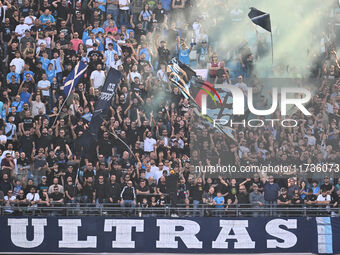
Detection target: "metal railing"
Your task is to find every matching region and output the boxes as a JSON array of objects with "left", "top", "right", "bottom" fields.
[{"left": 1, "top": 202, "right": 340, "bottom": 217}]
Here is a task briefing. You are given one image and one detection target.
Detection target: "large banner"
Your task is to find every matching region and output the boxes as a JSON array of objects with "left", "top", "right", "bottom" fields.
[{"left": 0, "top": 216, "right": 339, "bottom": 254}]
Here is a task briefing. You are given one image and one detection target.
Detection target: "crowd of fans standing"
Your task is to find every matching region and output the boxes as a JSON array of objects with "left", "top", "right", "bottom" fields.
[{"left": 0, "top": 0, "right": 340, "bottom": 216}]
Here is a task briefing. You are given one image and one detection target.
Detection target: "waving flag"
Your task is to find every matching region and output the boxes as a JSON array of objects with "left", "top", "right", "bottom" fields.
[
  {"left": 63, "top": 61, "right": 88, "bottom": 97},
  {"left": 248, "top": 7, "right": 274, "bottom": 63},
  {"left": 167, "top": 58, "right": 235, "bottom": 142},
  {"left": 89, "top": 68, "right": 122, "bottom": 138},
  {"left": 248, "top": 7, "right": 271, "bottom": 32}
]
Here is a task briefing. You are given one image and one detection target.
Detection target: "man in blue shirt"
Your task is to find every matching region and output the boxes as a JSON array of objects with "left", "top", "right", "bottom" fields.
[
  {"left": 263, "top": 175, "right": 280, "bottom": 216},
  {"left": 51, "top": 52, "right": 63, "bottom": 83},
  {"left": 39, "top": 9, "right": 56, "bottom": 27},
  {"left": 178, "top": 40, "right": 192, "bottom": 65},
  {"left": 92, "top": 21, "right": 105, "bottom": 35},
  {"left": 6, "top": 65, "right": 20, "bottom": 84},
  {"left": 213, "top": 191, "right": 224, "bottom": 216},
  {"left": 19, "top": 85, "right": 31, "bottom": 104}
]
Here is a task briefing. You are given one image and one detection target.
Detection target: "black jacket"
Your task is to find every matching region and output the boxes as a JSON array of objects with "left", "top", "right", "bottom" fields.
[{"left": 120, "top": 186, "right": 136, "bottom": 200}]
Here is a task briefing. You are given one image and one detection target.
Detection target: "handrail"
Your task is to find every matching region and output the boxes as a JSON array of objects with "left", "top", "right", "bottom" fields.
[{"left": 1, "top": 203, "right": 339, "bottom": 217}]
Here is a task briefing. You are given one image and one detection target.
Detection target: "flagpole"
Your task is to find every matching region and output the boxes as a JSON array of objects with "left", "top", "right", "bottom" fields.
[
  {"left": 271, "top": 32, "right": 274, "bottom": 65},
  {"left": 52, "top": 95, "right": 70, "bottom": 127}
]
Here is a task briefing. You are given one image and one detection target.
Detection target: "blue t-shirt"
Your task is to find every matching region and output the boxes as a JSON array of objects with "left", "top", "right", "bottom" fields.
[
  {"left": 0, "top": 101, "right": 3, "bottom": 118},
  {"left": 312, "top": 186, "right": 320, "bottom": 194},
  {"left": 20, "top": 91, "right": 31, "bottom": 104},
  {"left": 82, "top": 31, "right": 90, "bottom": 44},
  {"left": 213, "top": 196, "right": 224, "bottom": 208},
  {"left": 40, "top": 57, "right": 51, "bottom": 72},
  {"left": 46, "top": 69, "right": 56, "bottom": 83},
  {"left": 161, "top": 0, "right": 171, "bottom": 11},
  {"left": 92, "top": 27, "right": 105, "bottom": 35},
  {"left": 179, "top": 48, "right": 190, "bottom": 65},
  {"left": 139, "top": 48, "right": 151, "bottom": 62},
  {"left": 11, "top": 101, "right": 24, "bottom": 112},
  {"left": 39, "top": 14, "right": 56, "bottom": 26},
  {"left": 6, "top": 72, "right": 20, "bottom": 83},
  {"left": 96, "top": 38, "right": 105, "bottom": 52},
  {"left": 96, "top": 0, "right": 106, "bottom": 12},
  {"left": 51, "top": 58, "right": 62, "bottom": 73},
  {"left": 23, "top": 70, "right": 35, "bottom": 81}
]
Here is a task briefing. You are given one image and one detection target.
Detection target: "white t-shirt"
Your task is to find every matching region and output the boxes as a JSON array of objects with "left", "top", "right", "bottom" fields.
[
  {"left": 144, "top": 137, "right": 156, "bottom": 152},
  {"left": 37, "top": 79, "right": 51, "bottom": 97},
  {"left": 90, "top": 70, "right": 106, "bottom": 89},
  {"left": 31, "top": 101, "right": 46, "bottom": 116},
  {"left": 4, "top": 123, "right": 16, "bottom": 140},
  {"left": 130, "top": 71, "right": 141, "bottom": 81},
  {"left": 10, "top": 58, "right": 25, "bottom": 74},
  {"left": 0, "top": 135, "right": 7, "bottom": 145},
  {"left": 110, "top": 59, "right": 122, "bottom": 70},
  {"left": 26, "top": 193, "right": 40, "bottom": 207},
  {"left": 119, "top": 0, "right": 130, "bottom": 10},
  {"left": 24, "top": 15, "right": 36, "bottom": 27},
  {"left": 85, "top": 38, "right": 99, "bottom": 55},
  {"left": 304, "top": 135, "right": 316, "bottom": 146},
  {"left": 153, "top": 170, "right": 163, "bottom": 182},
  {"left": 317, "top": 194, "right": 331, "bottom": 202},
  {"left": 15, "top": 24, "right": 30, "bottom": 40}
]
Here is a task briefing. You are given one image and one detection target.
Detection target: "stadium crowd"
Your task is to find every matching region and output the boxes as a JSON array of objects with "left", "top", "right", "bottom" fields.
[{"left": 0, "top": 0, "right": 340, "bottom": 217}]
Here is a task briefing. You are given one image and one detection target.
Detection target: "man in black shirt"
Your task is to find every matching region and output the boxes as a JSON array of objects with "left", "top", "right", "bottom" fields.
[
  {"left": 191, "top": 177, "right": 204, "bottom": 216},
  {"left": 64, "top": 165, "right": 77, "bottom": 183},
  {"left": 83, "top": 162, "right": 95, "bottom": 182},
  {"left": 107, "top": 175, "right": 121, "bottom": 204},
  {"left": 134, "top": 22, "right": 146, "bottom": 44},
  {"left": 166, "top": 169, "right": 179, "bottom": 216},
  {"left": 50, "top": 186, "right": 64, "bottom": 206},
  {"left": 120, "top": 181, "right": 136, "bottom": 215},
  {"left": 95, "top": 175, "right": 107, "bottom": 204},
  {"left": 136, "top": 179, "right": 149, "bottom": 203},
  {"left": 19, "top": 130, "right": 35, "bottom": 157},
  {"left": 277, "top": 188, "right": 291, "bottom": 216},
  {"left": 97, "top": 131, "right": 114, "bottom": 161},
  {"left": 321, "top": 177, "right": 334, "bottom": 196},
  {"left": 157, "top": 40, "right": 170, "bottom": 66},
  {"left": 81, "top": 176, "right": 95, "bottom": 204},
  {"left": 153, "top": 2, "right": 167, "bottom": 26},
  {"left": 64, "top": 176, "right": 77, "bottom": 204},
  {"left": 52, "top": 0, "right": 71, "bottom": 26},
  {"left": 96, "top": 162, "right": 109, "bottom": 183}
]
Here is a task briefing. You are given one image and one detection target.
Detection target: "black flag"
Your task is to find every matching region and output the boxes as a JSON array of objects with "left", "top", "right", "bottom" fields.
[
  {"left": 89, "top": 68, "right": 122, "bottom": 138},
  {"left": 248, "top": 7, "right": 273, "bottom": 63},
  {"left": 248, "top": 7, "right": 271, "bottom": 32}
]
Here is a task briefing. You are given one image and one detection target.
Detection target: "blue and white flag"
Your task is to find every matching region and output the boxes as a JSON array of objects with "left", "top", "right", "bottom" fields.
[{"left": 63, "top": 61, "right": 88, "bottom": 97}]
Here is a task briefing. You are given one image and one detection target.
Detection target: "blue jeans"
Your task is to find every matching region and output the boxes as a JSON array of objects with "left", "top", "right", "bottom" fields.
[
  {"left": 193, "top": 200, "right": 203, "bottom": 217},
  {"left": 120, "top": 200, "right": 135, "bottom": 214},
  {"left": 107, "top": 9, "right": 119, "bottom": 25},
  {"left": 215, "top": 206, "right": 224, "bottom": 217},
  {"left": 265, "top": 200, "right": 277, "bottom": 216},
  {"left": 118, "top": 10, "right": 129, "bottom": 27}
]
